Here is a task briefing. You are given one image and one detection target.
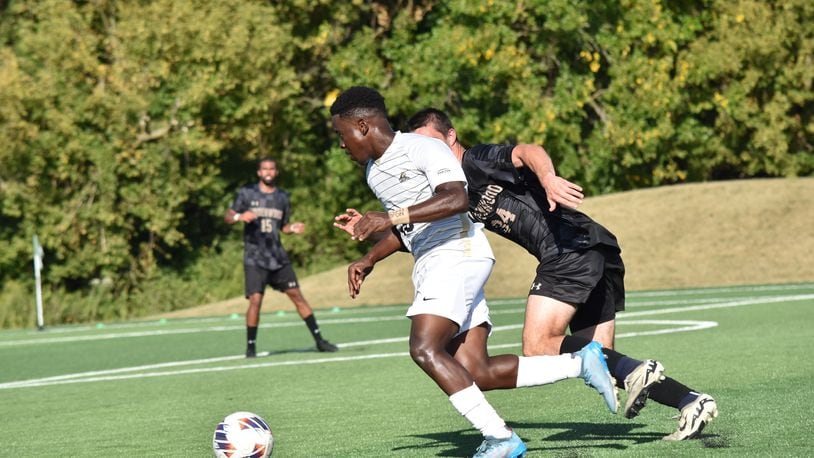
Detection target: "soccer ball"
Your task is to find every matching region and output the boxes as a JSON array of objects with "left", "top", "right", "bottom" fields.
[{"left": 212, "top": 411, "right": 274, "bottom": 457}]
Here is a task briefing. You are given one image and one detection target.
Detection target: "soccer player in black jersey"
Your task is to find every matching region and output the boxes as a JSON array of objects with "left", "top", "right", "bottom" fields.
[
  {"left": 400, "top": 108, "right": 718, "bottom": 441},
  {"left": 225, "top": 157, "right": 338, "bottom": 357}
]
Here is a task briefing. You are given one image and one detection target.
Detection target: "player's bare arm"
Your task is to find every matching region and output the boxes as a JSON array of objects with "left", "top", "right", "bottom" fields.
[
  {"left": 352, "top": 181, "right": 468, "bottom": 241},
  {"left": 282, "top": 222, "right": 305, "bottom": 234},
  {"left": 347, "top": 232, "right": 402, "bottom": 298},
  {"left": 334, "top": 208, "right": 388, "bottom": 242},
  {"left": 224, "top": 209, "right": 258, "bottom": 224},
  {"left": 512, "top": 144, "right": 584, "bottom": 211}
]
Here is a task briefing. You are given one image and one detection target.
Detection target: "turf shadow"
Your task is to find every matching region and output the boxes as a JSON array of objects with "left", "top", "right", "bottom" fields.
[{"left": 393, "top": 421, "right": 678, "bottom": 456}]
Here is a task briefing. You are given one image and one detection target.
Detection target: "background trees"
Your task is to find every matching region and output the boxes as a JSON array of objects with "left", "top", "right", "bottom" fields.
[{"left": 1, "top": 0, "right": 811, "bottom": 326}]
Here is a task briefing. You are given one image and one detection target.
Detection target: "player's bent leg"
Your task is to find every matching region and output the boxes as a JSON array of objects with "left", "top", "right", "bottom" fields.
[
  {"left": 449, "top": 325, "right": 519, "bottom": 390},
  {"left": 522, "top": 295, "right": 576, "bottom": 356},
  {"left": 409, "top": 314, "right": 475, "bottom": 395},
  {"left": 452, "top": 325, "right": 603, "bottom": 394},
  {"left": 572, "top": 319, "right": 616, "bottom": 350},
  {"left": 284, "top": 288, "right": 314, "bottom": 319},
  {"left": 283, "top": 287, "right": 338, "bottom": 352}
]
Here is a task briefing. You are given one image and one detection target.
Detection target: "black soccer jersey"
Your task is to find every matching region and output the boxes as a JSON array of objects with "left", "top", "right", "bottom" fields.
[
  {"left": 230, "top": 184, "right": 292, "bottom": 270},
  {"left": 462, "top": 144, "right": 620, "bottom": 262}
]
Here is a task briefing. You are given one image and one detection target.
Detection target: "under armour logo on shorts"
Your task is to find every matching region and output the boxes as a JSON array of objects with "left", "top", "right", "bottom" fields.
[{"left": 530, "top": 282, "right": 542, "bottom": 291}]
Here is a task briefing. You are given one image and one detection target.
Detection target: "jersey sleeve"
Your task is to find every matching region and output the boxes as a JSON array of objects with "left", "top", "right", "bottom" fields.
[
  {"left": 411, "top": 136, "right": 468, "bottom": 191},
  {"left": 230, "top": 187, "right": 250, "bottom": 213},
  {"left": 463, "top": 144, "right": 521, "bottom": 185}
]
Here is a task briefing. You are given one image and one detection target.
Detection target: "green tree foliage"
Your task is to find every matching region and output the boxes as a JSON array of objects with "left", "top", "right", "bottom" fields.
[{"left": 0, "top": 0, "right": 811, "bottom": 326}]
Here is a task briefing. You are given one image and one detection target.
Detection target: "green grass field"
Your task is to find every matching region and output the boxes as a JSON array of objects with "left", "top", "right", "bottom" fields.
[{"left": 2, "top": 283, "right": 813, "bottom": 457}]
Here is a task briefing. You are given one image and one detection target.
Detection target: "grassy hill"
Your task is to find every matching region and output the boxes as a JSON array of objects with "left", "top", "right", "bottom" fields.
[{"left": 158, "top": 177, "right": 814, "bottom": 318}]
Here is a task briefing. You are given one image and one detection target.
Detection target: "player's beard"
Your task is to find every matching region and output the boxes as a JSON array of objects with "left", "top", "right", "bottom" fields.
[{"left": 261, "top": 176, "right": 277, "bottom": 187}]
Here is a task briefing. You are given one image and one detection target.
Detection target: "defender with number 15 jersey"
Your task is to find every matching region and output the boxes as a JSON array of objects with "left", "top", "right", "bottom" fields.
[{"left": 229, "top": 184, "right": 292, "bottom": 270}]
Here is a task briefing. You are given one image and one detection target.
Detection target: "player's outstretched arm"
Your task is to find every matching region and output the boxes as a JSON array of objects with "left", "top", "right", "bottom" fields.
[
  {"left": 347, "top": 232, "right": 402, "bottom": 298},
  {"left": 225, "top": 209, "right": 257, "bottom": 224},
  {"left": 282, "top": 222, "right": 305, "bottom": 234},
  {"left": 335, "top": 209, "right": 395, "bottom": 243},
  {"left": 512, "top": 144, "right": 584, "bottom": 211},
  {"left": 351, "top": 182, "right": 468, "bottom": 241}
]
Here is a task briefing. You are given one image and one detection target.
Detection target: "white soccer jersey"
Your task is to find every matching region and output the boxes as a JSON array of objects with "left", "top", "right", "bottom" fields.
[{"left": 366, "top": 132, "right": 493, "bottom": 260}]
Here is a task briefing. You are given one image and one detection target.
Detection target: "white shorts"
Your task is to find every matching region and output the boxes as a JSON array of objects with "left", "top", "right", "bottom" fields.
[{"left": 406, "top": 252, "right": 494, "bottom": 337}]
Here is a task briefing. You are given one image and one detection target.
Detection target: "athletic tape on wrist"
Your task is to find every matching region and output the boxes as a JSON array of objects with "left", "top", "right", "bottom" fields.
[{"left": 388, "top": 208, "right": 410, "bottom": 225}]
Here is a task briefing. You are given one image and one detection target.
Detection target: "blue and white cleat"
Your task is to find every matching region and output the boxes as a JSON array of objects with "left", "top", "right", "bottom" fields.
[
  {"left": 577, "top": 341, "right": 619, "bottom": 414},
  {"left": 473, "top": 431, "right": 527, "bottom": 458}
]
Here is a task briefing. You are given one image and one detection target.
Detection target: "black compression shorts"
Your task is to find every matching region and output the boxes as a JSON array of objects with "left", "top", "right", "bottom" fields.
[
  {"left": 529, "top": 245, "right": 625, "bottom": 332},
  {"left": 244, "top": 263, "right": 300, "bottom": 297}
]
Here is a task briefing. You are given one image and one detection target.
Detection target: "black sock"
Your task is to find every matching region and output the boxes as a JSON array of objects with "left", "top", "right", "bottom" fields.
[
  {"left": 559, "top": 335, "right": 641, "bottom": 389},
  {"left": 559, "top": 334, "right": 591, "bottom": 353},
  {"left": 247, "top": 326, "right": 258, "bottom": 348},
  {"left": 678, "top": 392, "right": 701, "bottom": 410},
  {"left": 303, "top": 314, "right": 323, "bottom": 341},
  {"left": 648, "top": 377, "right": 694, "bottom": 409}
]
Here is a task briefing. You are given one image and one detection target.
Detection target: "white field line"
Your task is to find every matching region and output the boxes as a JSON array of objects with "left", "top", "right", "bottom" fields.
[
  {"left": 5, "top": 292, "right": 811, "bottom": 390},
  {"left": 625, "top": 283, "right": 814, "bottom": 297},
  {"left": 0, "top": 353, "right": 412, "bottom": 390},
  {"left": 12, "top": 283, "right": 812, "bottom": 336},
  {"left": 0, "top": 320, "right": 710, "bottom": 390},
  {"left": 4, "top": 293, "right": 812, "bottom": 349},
  {"left": 0, "top": 315, "right": 407, "bottom": 348},
  {"left": 616, "top": 294, "right": 814, "bottom": 318}
]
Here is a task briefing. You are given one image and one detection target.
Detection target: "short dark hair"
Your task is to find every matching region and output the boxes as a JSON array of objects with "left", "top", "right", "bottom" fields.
[
  {"left": 329, "top": 86, "right": 388, "bottom": 118},
  {"left": 257, "top": 157, "right": 276, "bottom": 168},
  {"left": 406, "top": 108, "right": 454, "bottom": 134}
]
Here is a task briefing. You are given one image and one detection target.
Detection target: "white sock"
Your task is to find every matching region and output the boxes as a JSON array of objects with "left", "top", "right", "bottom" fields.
[
  {"left": 515, "top": 354, "right": 581, "bottom": 388},
  {"left": 449, "top": 383, "right": 512, "bottom": 439}
]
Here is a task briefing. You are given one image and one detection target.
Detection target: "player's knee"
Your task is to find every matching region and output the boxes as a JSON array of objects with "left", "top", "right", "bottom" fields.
[{"left": 409, "top": 341, "right": 441, "bottom": 370}]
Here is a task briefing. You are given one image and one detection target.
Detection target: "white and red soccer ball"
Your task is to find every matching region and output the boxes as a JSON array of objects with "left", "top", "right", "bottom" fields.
[{"left": 212, "top": 411, "right": 273, "bottom": 458}]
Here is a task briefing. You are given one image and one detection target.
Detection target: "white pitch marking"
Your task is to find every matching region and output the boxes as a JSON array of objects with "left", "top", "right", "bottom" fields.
[
  {"left": 0, "top": 352, "right": 411, "bottom": 389},
  {"left": 625, "top": 283, "right": 814, "bottom": 297},
  {"left": 2, "top": 293, "right": 812, "bottom": 390},
  {"left": 617, "top": 294, "right": 814, "bottom": 318},
  {"left": 0, "top": 315, "right": 407, "bottom": 348},
  {"left": 0, "top": 320, "right": 711, "bottom": 390}
]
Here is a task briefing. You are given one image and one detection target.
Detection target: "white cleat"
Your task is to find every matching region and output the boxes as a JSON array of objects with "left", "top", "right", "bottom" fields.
[
  {"left": 663, "top": 393, "right": 718, "bottom": 440},
  {"left": 623, "top": 359, "right": 665, "bottom": 419}
]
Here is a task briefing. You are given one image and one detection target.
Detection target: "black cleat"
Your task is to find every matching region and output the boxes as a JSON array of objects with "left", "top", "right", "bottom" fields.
[
  {"left": 245, "top": 346, "right": 257, "bottom": 358},
  {"left": 316, "top": 339, "right": 338, "bottom": 352}
]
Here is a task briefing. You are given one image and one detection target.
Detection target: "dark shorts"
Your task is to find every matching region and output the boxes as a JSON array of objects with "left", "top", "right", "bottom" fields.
[
  {"left": 244, "top": 264, "right": 300, "bottom": 297},
  {"left": 529, "top": 245, "right": 625, "bottom": 333}
]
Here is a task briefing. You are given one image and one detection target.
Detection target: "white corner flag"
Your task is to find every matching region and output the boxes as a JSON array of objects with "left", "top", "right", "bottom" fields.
[{"left": 33, "top": 235, "right": 45, "bottom": 331}]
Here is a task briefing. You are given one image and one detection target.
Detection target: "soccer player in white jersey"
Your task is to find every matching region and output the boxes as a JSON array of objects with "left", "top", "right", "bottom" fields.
[{"left": 329, "top": 86, "right": 619, "bottom": 458}]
